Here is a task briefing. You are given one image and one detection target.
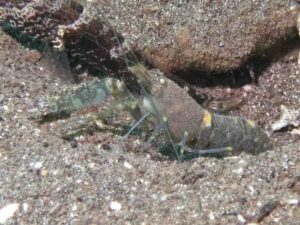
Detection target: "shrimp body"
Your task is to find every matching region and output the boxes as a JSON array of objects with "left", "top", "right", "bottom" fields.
[{"left": 134, "top": 66, "right": 270, "bottom": 154}]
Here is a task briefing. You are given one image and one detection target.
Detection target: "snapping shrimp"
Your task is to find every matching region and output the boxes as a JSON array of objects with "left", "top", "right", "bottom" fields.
[{"left": 126, "top": 63, "right": 271, "bottom": 159}]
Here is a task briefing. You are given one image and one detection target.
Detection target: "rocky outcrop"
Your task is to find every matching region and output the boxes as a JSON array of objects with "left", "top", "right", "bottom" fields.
[
  {"left": 1, "top": 0, "right": 298, "bottom": 78},
  {"left": 100, "top": 0, "right": 298, "bottom": 75}
]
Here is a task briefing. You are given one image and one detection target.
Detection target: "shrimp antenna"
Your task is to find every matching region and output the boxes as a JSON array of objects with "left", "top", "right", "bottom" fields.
[{"left": 124, "top": 112, "right": 150, "bottom": 138}]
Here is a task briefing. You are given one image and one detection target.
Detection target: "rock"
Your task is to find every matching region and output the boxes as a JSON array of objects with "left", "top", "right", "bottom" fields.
[
  {"left": 123, "top": 161, "right": 133, "bottom": 169},
  {"left": 271, "top": 105, "right": 300, "bottom": 132},
  {"left": 30, "top": 161, "right": 43, "bottom": 170},
  {"left": 286, "top": 198, "right": 299, "bottom": 205},
  {"left": 0, "top": 203, "right": 20, "bottom": 224},
  {"left": 1, "top": 0, "right": 298, "bottom": 78},
  {"left": 102, "top": 0, "right": 298, "bottom": 74},
  {"left": 291, "top": 127, "right": 300, "bottom": 136},
  {"left": 109, "top": 201, "right": 122, "bottom": 211}
]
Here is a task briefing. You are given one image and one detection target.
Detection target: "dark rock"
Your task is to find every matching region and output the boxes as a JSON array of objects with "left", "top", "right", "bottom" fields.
[{"left": 102, "top": 0, "right": 297, "bottom": 75}]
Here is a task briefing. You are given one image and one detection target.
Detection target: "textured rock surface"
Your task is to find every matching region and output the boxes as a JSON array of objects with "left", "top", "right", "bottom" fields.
[
  {"left": 1, "top": 0, "right": 298, "bottom": 77},
  {"left": 100, "top": 0, "right": 298, "bottom": 75}
]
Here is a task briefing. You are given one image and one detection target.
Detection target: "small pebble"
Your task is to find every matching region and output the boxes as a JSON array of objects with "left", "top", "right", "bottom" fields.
[
  {"left": 52, "top": 170, "right": 60, "bottom": 176},
  {"left": 287, "top": 198, "right": 299, "bottom": 205},
  {"left": 69, "top": 138, "right": 78, "bottom": 148},
  {"left": 0, "top": 203, "right": 20, "bottom": 223},
  {"left": 22, "top": 203, "right": 29, "bottom": 212},
  {"left": 102, "top": 143, "right": 111, "bottom": 151},
  {"left": 43, "top": 142, "right": 49, "bottom": 147},
  {"left": 89, "top": 162, "right": 95, "bottom": 169},
  {"left": 160, "top": 195, "right": 167, "bottom": 201},
  {"left": 243, "top": 84, "right": 254, "bottom": 92},
  {"left": 291, "top": 128, "right": 300, "bottom": 136},
  {"left": 233, "top": 167, "right": 244, "bottom": 175},
  {"left": 110, "top": 201, "right": 122, "bottom": 211},
  {"left": 273, "top": 217, "right": 281, "bottom": 223},
  {"left": 124, "top": 161, "right": 133, "bottom": 169},
  {"left": 31, "top": 161, "right": 43, "bottom": 170},
  {"left": 159, "top": 78, "right": 165, "bottom": 84},
  {"left": 237, "top": 214, "right": 246, "bottom": 223},
  {"left": 208, "top": 211, "right": 215, "bottom": 221},
  {"left": 3, "top": 105, "right": 9, "bottom": 112},
  {"left": 71, "top": 204, "right": 78, "bottom": 211},
  {"left": 40, "top": 169, "right": 48, "bottom": 176}
]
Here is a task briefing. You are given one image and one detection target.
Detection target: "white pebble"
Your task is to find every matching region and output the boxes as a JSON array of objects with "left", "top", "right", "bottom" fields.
[
  {"left": 208, "top": 211, "right": 215, "bottom": 220},
  {"left": 3, "top": 105, "right": 9, "bottom": 112},
  {"left": 287, "top": 198, "right": 299, "bottom": 205},
  {"left": 159, "top": 78, "right": 165, "bottom": 84},
  {"left": 243, "top": 84, "right": 253, "bottom": 92},
  {"left": 248, "top": 186, "right": 256, "bottom": 195},
  {"left": 273, "top": 217, "right": 281, "bottom": 223},
  {"left": 71, "top": 204, "right": 78, "bottom": 211},
  {"left": 110, "top": 201, "right": 122, "bottom": 211},
  {"left": 237, "top": 214, "right": 246, "bottom": 223},
  {"left": 291, "top": 128, "right": 300, "bottom": 136},
  {"left": 22, "top": 203, "right": 29, "bottom": 212},
  {"left": 31, "top": 161, "right": 43, "bottom": 169},
  {"left": 89, "top": 163, "right": 95, "bottom": 169},
  {"left": 160, "top": 195, "right": 168, "bottom": 201},
  {"left": 238, "top": 159, "right": 247, "bottom": 165},
  {"left": 151, "top": 194, "right": 158, "bottom": 199},
  {"left": 176, "top": 205, "right": 185, "bottom": 210},
  {"left": 233, "top": 167, "right": 244, "bottom": 175},
  {"left": 124, "top": 161, "right": 133, "bottom": 169},
  {"left": 0, "top": 203, "right": 20, "bottom": 223}
]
